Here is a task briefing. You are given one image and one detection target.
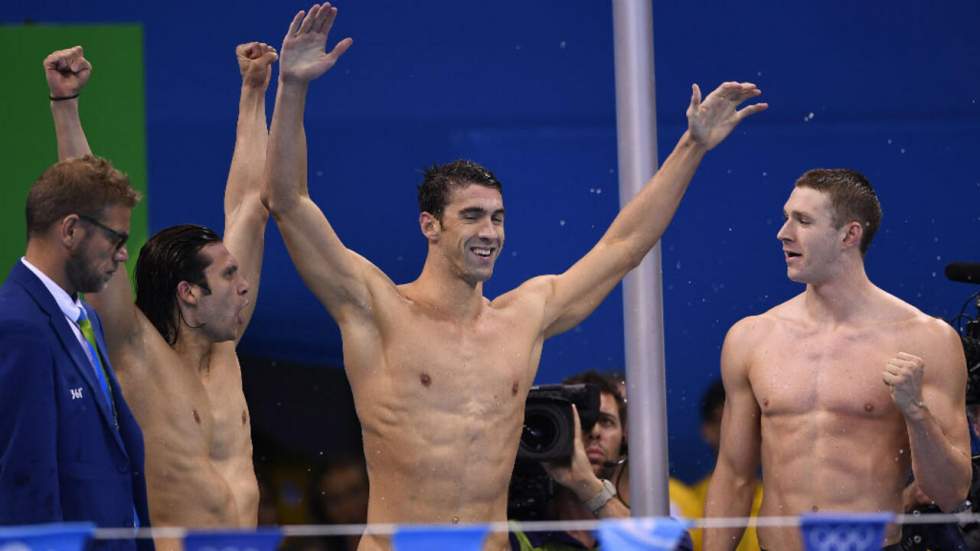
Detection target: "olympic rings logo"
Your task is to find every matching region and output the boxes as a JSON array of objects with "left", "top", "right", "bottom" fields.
[{"left": 804, "top": 525, "right": 880, "bottom": 551}]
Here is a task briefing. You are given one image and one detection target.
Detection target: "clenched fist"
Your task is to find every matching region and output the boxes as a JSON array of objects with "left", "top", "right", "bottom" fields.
[
  {"left": 237, "top": 42, "right": 278, "bottom": 88},
  {"left": 883, "top": 352, "right": 927, "bottom": 417},
  {"left": 44, "top": 46, "right": 92, "bottom": 99}
]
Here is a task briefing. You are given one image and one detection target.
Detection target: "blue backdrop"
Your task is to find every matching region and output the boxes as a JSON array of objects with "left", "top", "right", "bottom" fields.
[{"left": 5, "top": 0, "right": 979, "bottom": 482}]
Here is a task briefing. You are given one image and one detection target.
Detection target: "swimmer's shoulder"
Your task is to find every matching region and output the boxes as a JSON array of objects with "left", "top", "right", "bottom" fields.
[
  {"left": 871, "top": 287, "right": 952, "bottom": 333},
  {"left": 489, "top": 275, "right": 553, "bottom": 310},
  {"left": 725, "top": 293, "right": 805, "bottom": 344},
  {"left": 869, "top": 287, "right": 962, "bottom": 358}
]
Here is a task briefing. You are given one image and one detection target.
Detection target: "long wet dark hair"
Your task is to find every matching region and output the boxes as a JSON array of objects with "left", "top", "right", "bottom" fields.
[{"left": 135, "top": 224, "right": 221, "bottom": 344}]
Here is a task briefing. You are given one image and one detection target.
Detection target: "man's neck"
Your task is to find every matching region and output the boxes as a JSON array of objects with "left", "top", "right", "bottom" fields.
[
  {"left": 411, "top": 255, "right": 487, "bottom": 321},
  {"left": 803, "top": 258, "right": 877, "bottom": 325},
  {"left": 24, "top": 240, "right": 76, "bottom": 297},
  {"left": 173, "top": 325, "right": 216, "bottom": 375}
]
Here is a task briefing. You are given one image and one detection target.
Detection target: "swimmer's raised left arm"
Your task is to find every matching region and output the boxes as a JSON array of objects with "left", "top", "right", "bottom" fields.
[
  {"left": 222, "top": 42, "right": 278, "bottom": 342},
  {"left": 522, "top": 82, "right": 767, "bottom": 339},
  {"left": 884, "top": 319, "right": 971, "bottom": 512}
]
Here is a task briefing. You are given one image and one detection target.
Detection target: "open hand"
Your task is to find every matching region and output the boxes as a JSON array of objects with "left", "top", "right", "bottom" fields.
[
  {"left": 279, "top": 3, "right": 352, "bottom": 83},
  {"left": 44, "top": 46, "right": 92, "bottom": 98},
  {"left": 687, "top": 81, "right": 767, "bottom": 150},
  {"left": 542, "top": 405, "right": 601, "bottom": 499},
  {"left": 237, "top": 42, "right": 278, "bottom": 89},
  {"left": 884, "top": 352, "right": 926, "bottom": 416}
]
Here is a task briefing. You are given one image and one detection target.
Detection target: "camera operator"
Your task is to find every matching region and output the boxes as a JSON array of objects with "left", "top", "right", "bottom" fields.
[{"left": 510, "top": 371, "right": 693, "bottom": 551}]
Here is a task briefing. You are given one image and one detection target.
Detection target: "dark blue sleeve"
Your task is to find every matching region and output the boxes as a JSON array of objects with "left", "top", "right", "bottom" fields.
[{"left": 0, "top": 322, "right": 63, "bottom": 523}]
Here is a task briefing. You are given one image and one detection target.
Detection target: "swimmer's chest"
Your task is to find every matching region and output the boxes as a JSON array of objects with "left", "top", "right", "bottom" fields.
[
  {"left": 376, "top": 307, "right": 539, "bottom": 406},
  {"left": 200, "top": 354, "right": 251, "bottom": 460},
  {"left": 749, "top": 327, "right": 902, "bottom": 418},
  {"left": 132, "top": 342, "right": 249, "bottom": 458}
]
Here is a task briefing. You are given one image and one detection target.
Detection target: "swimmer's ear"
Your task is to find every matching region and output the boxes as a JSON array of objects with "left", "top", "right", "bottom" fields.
[
  {"left": 841, "top": 220, "right": 863, "bottom": 251},
  {"left": 176, "top": 280, "right": 200, "bottom": 305},
  {"left": 419, "top": 211, "right": 441, "bottom": 241}
]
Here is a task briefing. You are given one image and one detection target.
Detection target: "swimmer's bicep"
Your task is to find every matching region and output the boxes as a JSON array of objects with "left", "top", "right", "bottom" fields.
[
  {"left": 538, "top": 243, "right": 635, "bottom": 338},
  {"left": 274, "top": 197, "right": 376, "bottom": 314},
  {"left": 717, "top": 320, "right": 763, "bottom": 462},
  {"left": 719, "top": 318, "right": 758, "bottom": 389},
  {"left": 920, "top": 322, "right": 970, "bottom": 447},
  {"left": 521, "top": 273, "right": 603, "bottom": 339}
]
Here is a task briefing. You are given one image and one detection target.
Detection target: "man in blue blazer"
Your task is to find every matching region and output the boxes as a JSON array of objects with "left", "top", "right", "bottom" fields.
[{"left": 0, "top": 109, "right": 151, "bottom": 549}]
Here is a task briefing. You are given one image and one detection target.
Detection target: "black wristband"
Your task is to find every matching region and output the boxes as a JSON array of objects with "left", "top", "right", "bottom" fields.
[{"left": 49, "top": 93, "right": 80, "bottom": 102}]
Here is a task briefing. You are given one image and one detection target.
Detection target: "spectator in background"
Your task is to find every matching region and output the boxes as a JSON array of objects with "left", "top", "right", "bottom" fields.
[{"left": 309, "top": 456, "right": 369, "bottom": 551}]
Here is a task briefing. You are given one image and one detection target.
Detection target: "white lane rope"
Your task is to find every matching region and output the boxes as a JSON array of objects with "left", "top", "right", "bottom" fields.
[{"left": 88, "top": 513, "right": 980, "bottom": 540}]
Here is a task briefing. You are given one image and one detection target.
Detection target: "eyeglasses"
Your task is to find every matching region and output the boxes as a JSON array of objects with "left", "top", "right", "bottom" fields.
[{"left": 77, "top": 214, "right": 129, "bottom": 250}]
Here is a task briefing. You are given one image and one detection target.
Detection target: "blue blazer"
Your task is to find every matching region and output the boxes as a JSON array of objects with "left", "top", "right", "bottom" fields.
[{"left": 0, "top": 261, "right": 152, "bottom": 551}]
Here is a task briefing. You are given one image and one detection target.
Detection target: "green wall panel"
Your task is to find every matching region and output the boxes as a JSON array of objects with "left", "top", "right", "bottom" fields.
[{"left": 0, "top": 24, "right": 147, "bottom": 283}]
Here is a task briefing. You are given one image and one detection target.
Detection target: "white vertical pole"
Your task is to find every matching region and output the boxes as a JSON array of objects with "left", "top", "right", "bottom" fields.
[{"left": 612, "top": 0, "right": 669, "bottom": 516}]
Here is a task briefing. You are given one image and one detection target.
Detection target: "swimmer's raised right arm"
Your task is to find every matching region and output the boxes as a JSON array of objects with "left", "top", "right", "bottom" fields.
[
  {"left": 45, "top": 46, "right": 92, "bottom": 160},
  {"left": 44, "top": 47, "right": 142, "bottom": 352},
  {"left": 263, "top": 5, "right": 369, "bottom": 323},
  {"left": 703, "top": 317, "right": 764, "bottom": 551}
]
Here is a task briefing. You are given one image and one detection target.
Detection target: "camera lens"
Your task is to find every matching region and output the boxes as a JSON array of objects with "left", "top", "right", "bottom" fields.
[{"left": 522, "top": 408, "right": 561, "bottom": 454}]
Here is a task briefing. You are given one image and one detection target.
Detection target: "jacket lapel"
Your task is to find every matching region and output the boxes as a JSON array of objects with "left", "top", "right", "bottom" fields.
[
  {"left": 10, "top": 263, "right": 127, "bottom": 453},
  {"left": 82, "top": 302, "right": 129, "bottom": 453}
]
